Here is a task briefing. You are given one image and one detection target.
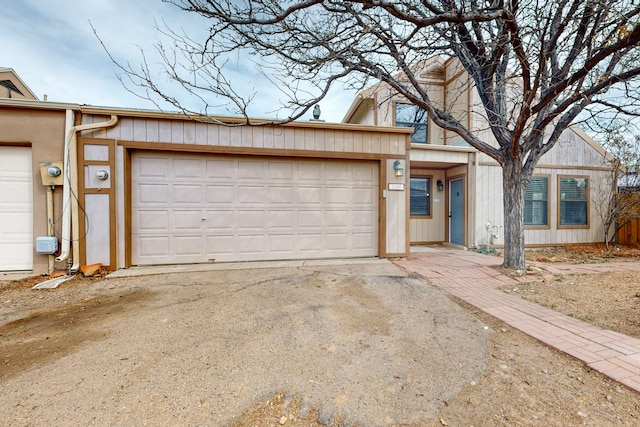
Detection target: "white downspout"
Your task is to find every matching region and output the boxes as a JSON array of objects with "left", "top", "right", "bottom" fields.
[{"left": 56, "top": 111, "right": 118, "bottom": 271}]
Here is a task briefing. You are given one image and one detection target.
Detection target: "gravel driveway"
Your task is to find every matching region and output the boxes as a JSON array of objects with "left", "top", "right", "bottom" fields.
[{"left": 1, "top": 260, "right": 487, "bottom": 426}]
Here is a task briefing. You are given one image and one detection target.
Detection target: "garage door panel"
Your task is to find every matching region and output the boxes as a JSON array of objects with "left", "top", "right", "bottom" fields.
[
  {"left": 353, "top": 232, "right": 376, "bottom": 249},
  {"left": 206, "top": 160, "right": 235, "bottom": 179},
  {"left": 137, "top": 236, "right": 170, "bottom": 257},
  {"left": 268, "top": 162, "right": 294, "bottom": 180},
  {"left": 174, "top": 210, "right": 203, "bottom": 230},
  {"left": 297, "top": 163, "right": 322, "bottom": 180},
  {"left": 326, "top": 163, "right": 351, "bottom": 181},
  {"left": 326, "top": 233, "right": 350, "bottom": 249},
  {"left": 268, "top": 186, "right": 295, "bottom": 204},
  {"left": 238, "top": 161, "right": 264, "bottom": 179},
  {"left": 205, "top": 210, "right": 235, "bottom": 229},
  {"left": 206, "top": 235, "right": 235, "bottom": 255},
  {"left": 206, "top": 185, "right": 234, "bottom": 203},
  {"left": 174, "top": 184, "right": 202, "bottom": 203},
  {"left": 237, "top": 210, "right": 266, "bottom": 228},
  {"left": 268, "top": 235, "right": 295, "bottom": 253},
  {"left": 353, "top": 210, "right": 376, "bottom": 227},
  {"left": 174, "top": 159, "right": 202, "bottom": 177},
  {"left": 299, "top": 187, "right": 322, "bottom": 204},
  {"left": 326, "top": 187, "right": 351, "bottom": 204},
  {"left": 0, "top": 147, "right": 33, "bottom": 271},
  {"left": 138, "top": 184, "right": 168, "bottom": 203},
  {"left": 0, "top": 181, "right": 32, "bottom": 204},
  {"left": 174, "top": 236, "right": 202, "bottom": 255},
  {"left": 326, "top": 210, "right": 349, "bottom": 227},
  {"left": 352, "top": 188, "right": 376, "bottom": 204},
  {"left": 138, "top": 157, "right": 168, "bottom": 177},
  {"left": 297, "top": 234, "right": 324, "bottom": 251},
  {"left": 353, "top": 164, "right": 377, "bottom": 183},
  {"left": 298, "top": 210, "right": 324, "bottom": 228},
  {"left": 269, "top": 211, "right": 295, "bottom": 229},
  {"left": 238, "top": 185, "right": 266, "bottom": 204},
  {"left": 238, "top": 235, "right": 265, "bottom": 254},
  {"left": 137, "top": 210, "right": 169, "bottom": 230},
  {"left": 132, "top": 153, "right": 378, "bottom": 265}
]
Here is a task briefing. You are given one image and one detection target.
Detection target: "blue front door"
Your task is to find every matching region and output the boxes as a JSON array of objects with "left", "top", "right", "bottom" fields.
[{"left": 449, "top": 178, "right": 464, "bottom": 245}]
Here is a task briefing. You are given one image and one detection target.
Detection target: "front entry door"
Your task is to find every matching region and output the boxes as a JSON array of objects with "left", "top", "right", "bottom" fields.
[{"left": 449, "top": 178, "right": 464, "bottom": 245}]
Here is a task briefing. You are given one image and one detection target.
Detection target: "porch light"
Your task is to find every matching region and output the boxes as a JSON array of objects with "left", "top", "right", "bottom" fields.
[
  {"left": 393, "top": 160, "right": 404, "bottom": 177},
  {"left": 437, "top": 179, "right": 444, "bottom": 191}
]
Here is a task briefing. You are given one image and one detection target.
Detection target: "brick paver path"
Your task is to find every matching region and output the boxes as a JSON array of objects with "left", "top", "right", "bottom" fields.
[{"left": 395, "top": 249, "right": 640, "bottom": 392}]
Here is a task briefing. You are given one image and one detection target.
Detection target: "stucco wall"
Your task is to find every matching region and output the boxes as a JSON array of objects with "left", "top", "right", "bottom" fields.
[{"left": 0, "top": 107, "right": 67, "bottom": 274}]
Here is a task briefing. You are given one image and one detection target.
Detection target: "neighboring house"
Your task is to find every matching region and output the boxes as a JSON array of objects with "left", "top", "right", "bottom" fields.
[
  {"left": 1, "top": 69, "right": 411, "bottom": 275},
  {"left": 0, "top": 67, "right": 38, "bottom": 100},
  {"left": 343, "top": 57, "right": 613, "bottom": 249}
]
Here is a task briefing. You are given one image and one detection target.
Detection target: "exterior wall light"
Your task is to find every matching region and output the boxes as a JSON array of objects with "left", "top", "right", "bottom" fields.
[
  {"left": 437, "top": 179, "right": 444, "bottom": 191},
  {"left": 393, "top": 160, "right": 404, "bottom": 177}
]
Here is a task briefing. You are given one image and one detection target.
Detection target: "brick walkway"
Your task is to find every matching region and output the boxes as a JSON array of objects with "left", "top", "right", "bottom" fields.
[{"left": 394, "top": 249, "right": 640, "bottom": 393}]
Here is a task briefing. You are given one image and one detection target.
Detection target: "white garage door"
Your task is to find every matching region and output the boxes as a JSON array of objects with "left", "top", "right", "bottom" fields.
[
  {"left": 0, "top": 146, "right": 33, "bottom": 271},
  {"left": 131, "top": 152, "right": 378, "bottom": 265}
]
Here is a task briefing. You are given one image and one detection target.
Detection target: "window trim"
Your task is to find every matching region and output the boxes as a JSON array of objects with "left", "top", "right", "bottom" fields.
[
  {"left": 409, "top": 175, "right": 433, "bottom": 219},
  {"left": 394, "top": 101, "right": 429, "bottom": 144},
  {"left": 524, "top": 174, "right": 551, "bottom": 229},
  {"left": 557, "top": 174, "right": 590, "bottom": 229}
]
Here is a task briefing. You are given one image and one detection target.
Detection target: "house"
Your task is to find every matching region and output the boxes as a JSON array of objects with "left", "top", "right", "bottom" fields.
[
  {"left": 343, "top": 57, "right": 613, "bottom": 249},
  {"left": 1, "top": 69, "right": 411, "bottom": 275}
]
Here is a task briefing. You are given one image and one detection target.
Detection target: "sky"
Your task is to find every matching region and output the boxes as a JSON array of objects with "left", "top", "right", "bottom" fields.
[{"left": 0, "top": 0, "right": 357, "bottom": 122}]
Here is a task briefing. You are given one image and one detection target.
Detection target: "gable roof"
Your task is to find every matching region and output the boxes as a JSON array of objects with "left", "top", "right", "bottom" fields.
[{"left": 0, "top": 68, "right": 38, "bottom": 100}]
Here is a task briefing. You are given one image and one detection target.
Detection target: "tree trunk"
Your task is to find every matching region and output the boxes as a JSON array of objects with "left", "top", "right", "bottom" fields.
[{"left": 502, "top": 160, "right": 527, "bottom": 270}]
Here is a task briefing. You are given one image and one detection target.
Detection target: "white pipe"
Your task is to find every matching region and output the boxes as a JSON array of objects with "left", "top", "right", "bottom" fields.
[
  {"left": 56, "top": 111, "right": 118, "bottom": 271},
  {"left": 47, "top": 185, "right": 55, "bottom": 275}
]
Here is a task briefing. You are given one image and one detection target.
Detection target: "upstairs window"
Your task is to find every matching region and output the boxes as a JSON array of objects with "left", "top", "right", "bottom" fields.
[
  {"left": 410, "top": 177, "right": 431, "bottom": 217},
  {"left": 559, "top": 176, "right": 589, "bottom": 227},
  {"left": 524, "top": 176, "right": 548, "bottom": 226},
  {"left": 396, "top": 103, "right": 428, "bottom": 144}
]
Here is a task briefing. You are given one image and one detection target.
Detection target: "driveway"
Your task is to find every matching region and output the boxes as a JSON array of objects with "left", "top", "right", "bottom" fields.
[{"left": 0, "top": 260, "right": 487, "bottom": 426}]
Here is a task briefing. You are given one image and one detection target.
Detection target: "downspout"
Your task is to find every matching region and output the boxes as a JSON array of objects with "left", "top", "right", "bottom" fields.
[
  {"left": 56, "top": 111, "right": 118, "bottom": 271},
  {"left": 472, "top": 151, "right": 479, "bottom": 248}
]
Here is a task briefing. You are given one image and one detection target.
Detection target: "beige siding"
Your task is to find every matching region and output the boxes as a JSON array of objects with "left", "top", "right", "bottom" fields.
[
  {"left": 474, "top": 164, "right": 504, "bottom": 247},
  {"left": 409, "top": 169, "right": 446, "bottom": 243},
  {"left": 82, "top": 115, "right": 406, "bottom": 156},
  {"left": 539, "top": 128, "right": 606, "bottom": 167},
  {"left": 474, "top": 163, "right": 607, "bottom": 246},
  {"left": 386, "top": 158, "right": 408, "bottom": 254}
]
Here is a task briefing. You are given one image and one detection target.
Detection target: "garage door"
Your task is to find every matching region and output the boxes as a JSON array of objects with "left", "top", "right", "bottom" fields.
[
  {"left": 0, "top": 146, "right": 33, "bottom": 271},
  {"left": 131, "top": 152, "right": 378, "bottom": 265}
]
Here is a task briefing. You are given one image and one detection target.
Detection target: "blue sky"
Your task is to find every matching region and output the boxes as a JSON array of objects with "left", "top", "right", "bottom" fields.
[{"left": 0, "top": 0, "right": 356, "bottom": 122}]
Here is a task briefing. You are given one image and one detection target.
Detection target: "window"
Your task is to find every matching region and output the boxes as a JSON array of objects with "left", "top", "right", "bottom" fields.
[
  {"left": 410, "top": 177, "right": 431, "bottom": 216},
  {"left": 396, "top": 103, "right": 428, "bottom": 144},
  {"left": 559, "top": 176, "right": 589, "bottom": 226},
  {"left": 524, "top": 176, "right": 548, "bottom": 226}
]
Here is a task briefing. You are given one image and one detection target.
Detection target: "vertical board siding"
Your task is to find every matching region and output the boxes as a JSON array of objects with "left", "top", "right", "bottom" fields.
[
  {"left": 386, "top": 158, "right": 406, "bottom": 253},
  {"left": 84, "top": 113, "right": 409, "bottom": 156}
]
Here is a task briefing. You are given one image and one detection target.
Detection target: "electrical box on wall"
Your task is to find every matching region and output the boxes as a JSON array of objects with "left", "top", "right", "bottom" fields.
[
  {"left": 35, "top": 236, "right": 58, "bottom": 254},
  {"left": 39, "top": 161, "right": 64, "bottom": 186}
]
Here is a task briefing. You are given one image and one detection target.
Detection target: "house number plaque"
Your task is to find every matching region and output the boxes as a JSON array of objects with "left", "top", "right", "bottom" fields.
[{"left": 388, "top": 183, "right": 405, "bottom": 191}]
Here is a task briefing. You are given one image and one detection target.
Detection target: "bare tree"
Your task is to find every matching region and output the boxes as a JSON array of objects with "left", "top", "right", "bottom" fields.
[
  {"left": 593, "top": 133, "right": 640, "bottom": 247},
  {"left": 112, "top": 0, "right": 640, "bottom": 269}
]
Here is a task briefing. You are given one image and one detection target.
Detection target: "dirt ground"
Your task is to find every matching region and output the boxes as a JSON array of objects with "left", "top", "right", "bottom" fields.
[{"left": 2, "top": 247, "right": 640, "bottom": 426}]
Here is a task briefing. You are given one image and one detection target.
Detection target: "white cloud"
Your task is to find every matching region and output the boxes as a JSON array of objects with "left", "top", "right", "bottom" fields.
[{"left": 0, "top": 0, "right": 357, "bottom": 122}]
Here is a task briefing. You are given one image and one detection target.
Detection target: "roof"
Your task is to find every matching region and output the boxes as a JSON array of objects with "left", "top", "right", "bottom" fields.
[{"left": 0, "top": 68, "right": 39, "bottom": 100}]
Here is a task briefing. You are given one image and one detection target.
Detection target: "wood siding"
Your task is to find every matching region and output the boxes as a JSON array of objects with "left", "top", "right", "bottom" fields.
[
  {"left": 79, "top": 113, "right": 410, "bottom": 267},
  {"left": 81, "top": 115, "right": 407, "bottom": 157}
]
